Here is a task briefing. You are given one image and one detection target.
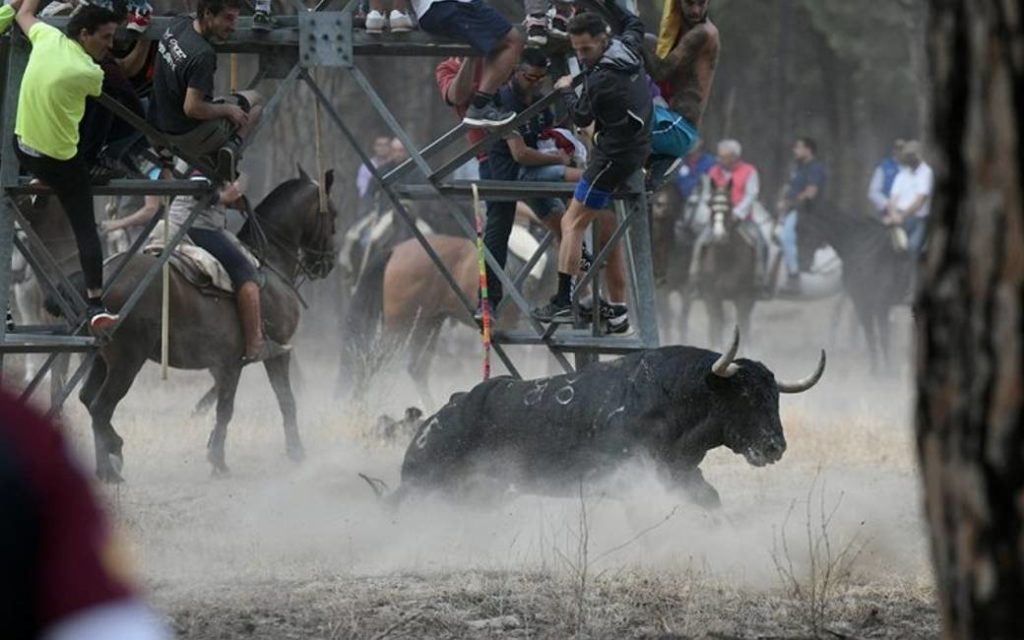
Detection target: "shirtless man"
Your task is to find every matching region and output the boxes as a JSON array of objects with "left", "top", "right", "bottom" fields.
[{"left": 646, "top": 0, "right": 720, "bottom": 132}]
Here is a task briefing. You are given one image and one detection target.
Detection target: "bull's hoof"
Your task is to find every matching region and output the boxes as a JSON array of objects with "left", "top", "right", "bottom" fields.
[
  {"left": 210, "top": 464, "right": 231, "bottom": 479},
  {"left": 286, "top": 442, "right": 306, "bottom": 463}
]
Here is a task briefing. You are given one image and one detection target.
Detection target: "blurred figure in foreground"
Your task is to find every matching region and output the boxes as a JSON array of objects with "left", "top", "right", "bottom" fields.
[{"left": 0, "top": 391, "right": 167, "bottom": 640}]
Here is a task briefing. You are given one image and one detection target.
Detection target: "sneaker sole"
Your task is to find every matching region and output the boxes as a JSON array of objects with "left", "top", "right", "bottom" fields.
[
  {"left": 528, "top": 35, "right": 548, "bottom": 45},
  {"left": 390, "top": 25, "right": 413, "bottom": 32},
  {"left": 462, "top": 113, "right": 517, "bottom": 128},
  {"left": 90, "top": 314, "right": 119, "bottom": 331},
  {"left": 126, "top": 23, "right": 149, "bottom": 33},
  {"left": 365, "top": 25, "right": 384, "bottom": 34}
]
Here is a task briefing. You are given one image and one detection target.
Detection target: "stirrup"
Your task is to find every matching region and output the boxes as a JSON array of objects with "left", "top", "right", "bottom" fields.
[{"left": 241, "top": 339, "right": 291, "bottom": 365}]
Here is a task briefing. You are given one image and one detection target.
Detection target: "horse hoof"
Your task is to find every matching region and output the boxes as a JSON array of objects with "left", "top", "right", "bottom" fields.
[
  {"left": 287, "top": 443, "right": 306, "bottom": 463},
  {"left": 210, "top": 464, "right": 231, "bottom": 479},
  {"left": 97, "top": 467, "right": 124, "bottom": 484}
]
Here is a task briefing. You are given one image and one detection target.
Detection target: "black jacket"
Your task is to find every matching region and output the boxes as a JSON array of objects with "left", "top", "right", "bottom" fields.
[{"left": 562, "top": 10, "right": 653, "bottom": 159}]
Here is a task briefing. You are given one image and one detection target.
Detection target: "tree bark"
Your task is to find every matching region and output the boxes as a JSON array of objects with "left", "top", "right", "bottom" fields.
[{"left": 917, "top": 2, "right": 1024, "bottom": 638}]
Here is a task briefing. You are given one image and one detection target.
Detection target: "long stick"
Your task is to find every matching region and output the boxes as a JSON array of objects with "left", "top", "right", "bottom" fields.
[
  {"left": 230, "top": 53, "right": 238, "bottom": 93},
  {"left": 160, "top": 202, "right": 170, "bottom": 380},
  {"left": 312, "top": 70, "right": 328, "bottom": 215},
  {"left": 473, "top": 184, "right": 490, "bottom": 380}
]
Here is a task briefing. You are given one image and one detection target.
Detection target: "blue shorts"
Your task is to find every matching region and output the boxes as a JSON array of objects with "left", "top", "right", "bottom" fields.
[
  {"left": 418, "top": 0, "right": 512, "bottom": 56},
  {"left": 518, "top": 164, "right": 567, "bottom": 219},
  {"left": 651, "top": 105, "right": 699, "bottom": 158},
  {"left": 574, "top": 178, "right": 613, "bottom": 210}
]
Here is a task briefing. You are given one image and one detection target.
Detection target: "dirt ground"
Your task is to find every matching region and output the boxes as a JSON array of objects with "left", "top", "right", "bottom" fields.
[{"left": 22, "top": 298, "right": 940, "bottom": 639}]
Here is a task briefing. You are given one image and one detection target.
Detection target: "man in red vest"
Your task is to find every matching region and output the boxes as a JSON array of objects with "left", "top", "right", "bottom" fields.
[{"left": 700, "top": 139, "right": 767, "bottom": 287}]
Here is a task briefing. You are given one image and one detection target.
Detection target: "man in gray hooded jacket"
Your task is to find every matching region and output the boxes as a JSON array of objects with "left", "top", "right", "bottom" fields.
[{"left": 532, "top": 2, "right": 652, "bottom": 334}]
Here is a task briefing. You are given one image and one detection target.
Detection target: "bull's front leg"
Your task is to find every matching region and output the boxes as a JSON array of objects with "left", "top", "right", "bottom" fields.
[{"left": 667, "top": 466, "right": 721, "bottom": 509}]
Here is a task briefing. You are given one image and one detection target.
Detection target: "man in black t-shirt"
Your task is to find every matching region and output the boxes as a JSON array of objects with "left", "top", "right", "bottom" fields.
[{"left": 149, "top": 0, "right": 263, "bottom": 180}]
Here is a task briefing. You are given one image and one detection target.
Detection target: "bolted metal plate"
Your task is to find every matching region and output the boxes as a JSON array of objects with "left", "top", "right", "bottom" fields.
[{"left": 299, "top": 11, "right": 352, "bottom": 68}]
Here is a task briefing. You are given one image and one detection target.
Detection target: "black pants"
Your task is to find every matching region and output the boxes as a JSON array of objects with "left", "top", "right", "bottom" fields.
[
  {"left": 478, "top": 159, "right": 515, "bottom": 302},
  {"left": 14, "top": 143, "right": 104, "bottom": 292}
]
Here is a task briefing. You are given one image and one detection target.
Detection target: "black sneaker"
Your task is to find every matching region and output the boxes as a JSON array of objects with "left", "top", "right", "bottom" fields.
[
  {"left": 215, "top": 143, "right": 238, "bottom": 182},
  {"left": 252, "top": 10, "right": 274, "bottom": 32},
  {"left": 88, "top": 305, "right": 119, "bottom": 331},
  {"left": 463, "top": 103, "right": 517, "bottom": 129},
  {"left": 525, "top": 13, "right": 548, "bottom": 45},
  {"left": 549, "top": 12, "right": 569, "bottom": 38},
  {"left": 601, "top": 302, "right": 630, "bottom": 334},
  {"left": 531, "top": 297, "right": 573, "bottom": 324},
  {"left": 89, "top": 157, "right": 130, "bottom": 185},
  {"left": 579, "top": 247, "right": 593, "bottom": 273}
]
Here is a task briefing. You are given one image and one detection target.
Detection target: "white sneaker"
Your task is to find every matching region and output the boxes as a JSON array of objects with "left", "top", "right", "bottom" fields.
[
  {"left": 365, "top": 10, "right": 385, "bottom": 34},
  {"left": 389, "top": 10, "right": 414, "bottom": 32}
]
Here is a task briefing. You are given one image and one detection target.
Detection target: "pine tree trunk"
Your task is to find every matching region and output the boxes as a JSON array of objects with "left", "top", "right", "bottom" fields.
[{"left": 917, "top": 2, "right": 1024, "bottom": 638}]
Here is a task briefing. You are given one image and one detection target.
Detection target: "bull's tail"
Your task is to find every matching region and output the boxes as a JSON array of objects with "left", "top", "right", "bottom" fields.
[
  {"left": 358, "top": 472, "right": 390, "bottom": 499},
  {"left": 42, "top": 271, "right": 87, "bottom": 318}
]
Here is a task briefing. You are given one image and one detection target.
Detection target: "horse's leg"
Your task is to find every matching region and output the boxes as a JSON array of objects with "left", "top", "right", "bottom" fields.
[
  {"left": 853, "top": 300, "right": 879, "bottom": 372},
  {"left": 207, "top": 364, "right": 242, "bottom": 476},
  {"left": 705, "top": 295, "right": 725, "bottom": 348},
  {"left": 408, "top": 318, "right": 444, "bottom": 410},
  {"left": 192, "top": 380, "right": 218, "bottom": 417},
  {"left": 263, "top": 353, "right": 305, "bottom": 463},
  {"left": 877, "top": 304, "right": 893, "bottom": 371},
  {"left": 736, "top": 297, "right": 755, "bottom": 348},
  {"left": 85, "top": 350, "right": 147, "bottom": 483}
]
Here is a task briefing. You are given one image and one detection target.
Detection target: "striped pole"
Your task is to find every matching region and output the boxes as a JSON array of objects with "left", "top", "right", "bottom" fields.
[{"left": 472, "top": 183, "right": 491, "bottom": 380}]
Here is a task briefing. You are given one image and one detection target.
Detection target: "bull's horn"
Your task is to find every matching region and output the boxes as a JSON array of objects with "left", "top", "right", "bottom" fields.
[
  {"left": 712, "top": 326, "right": 741, "bottom": 378},
  {"left": 778, "top": 350, "right": 827, "bottom": 393}
]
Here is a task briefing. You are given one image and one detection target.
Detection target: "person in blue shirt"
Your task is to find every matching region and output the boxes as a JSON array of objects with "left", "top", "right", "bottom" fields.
[
  {"left": 776, "top": 136, "right": 826, "bottom": 294},
  {"left": 675, "top": 138, "right": 715, "bottom": 201},
  {"left": 867, "top": 139, "right": 904, "bottom": 217}
]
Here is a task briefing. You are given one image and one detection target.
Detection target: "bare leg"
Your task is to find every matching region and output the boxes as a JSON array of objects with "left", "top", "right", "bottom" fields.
[
  {"left": 596, "top": 211, "right": 627, "bottom": 302},
  {"left": 558, "top": 198, "right": 600, "bottom": 276},
  {"left": 478, "top": 30, "right": 524, "bottom": 94}
]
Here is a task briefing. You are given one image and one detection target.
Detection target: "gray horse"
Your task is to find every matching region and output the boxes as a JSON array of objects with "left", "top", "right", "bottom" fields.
[{"left": 79, "top": 168, "right": 337, "bottom": 482}]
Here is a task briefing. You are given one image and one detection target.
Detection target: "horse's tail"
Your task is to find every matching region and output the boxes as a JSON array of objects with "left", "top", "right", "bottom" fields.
[
  {"left": 42, "top": 271, "right": 87, "bottom": 318},
  {"left": 346, "top": 249, "right": 391, "bottom": 343}
]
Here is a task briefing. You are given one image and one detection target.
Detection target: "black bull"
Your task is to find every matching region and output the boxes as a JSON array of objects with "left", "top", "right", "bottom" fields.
[{"left": 390, "top": 330, "right": 826, "bottom": 508}]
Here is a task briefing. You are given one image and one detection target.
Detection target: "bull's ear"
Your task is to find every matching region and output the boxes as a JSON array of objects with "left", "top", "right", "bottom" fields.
[
  {"left": 325, "top": 169, "right": 335, "bottom": 194},
  {"left": 297, "top": 163, "right": 310, "bottom": 182}
]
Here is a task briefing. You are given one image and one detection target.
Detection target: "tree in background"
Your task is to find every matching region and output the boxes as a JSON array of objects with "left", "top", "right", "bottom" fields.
[{"left": 917, "top": 1, "right": 1023, "bottom": 636}]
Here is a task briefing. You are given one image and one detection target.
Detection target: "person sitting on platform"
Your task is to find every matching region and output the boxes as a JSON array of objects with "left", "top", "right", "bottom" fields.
[
  {"left": 365, "top": 0, "right": 415, "bottom": 33},
  {"left": 12, "top": 0, "right": 121, "bottom": 329},
  {"left": 413, "top": 0, "right": 522, "bottom": 128},
  {"left": 168, "top": 174, "right": 290, "bottom": 364},
  {"left": 149, "top": 0, "right": 264, "bottom": 181},
  {"left": 436, "top": 56, "right": 492, "bottom": 177},
  {"left": 531, "top": 4, "right": 653, "bottom": 334}
]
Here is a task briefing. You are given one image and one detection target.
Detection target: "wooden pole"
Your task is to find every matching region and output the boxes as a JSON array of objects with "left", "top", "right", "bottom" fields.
[
  {"left": 312, "top": 71, "right": 328, "bottom": 215},
  {"left": 160, "top": 201, "right": 170, "bottom": 380}
]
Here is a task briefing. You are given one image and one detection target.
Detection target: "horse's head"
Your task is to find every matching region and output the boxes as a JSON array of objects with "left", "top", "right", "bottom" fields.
[
  {"left": 255, "top": 165, "right": 338, "bottom": 280},
  {"left": 709, "top": 180, "right": 734, "bottom": 245}
]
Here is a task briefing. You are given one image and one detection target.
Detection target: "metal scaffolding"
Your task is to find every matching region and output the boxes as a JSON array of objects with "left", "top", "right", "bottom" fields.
[{"left": 0, "top": 1, "right": 658, "bottom": 413}]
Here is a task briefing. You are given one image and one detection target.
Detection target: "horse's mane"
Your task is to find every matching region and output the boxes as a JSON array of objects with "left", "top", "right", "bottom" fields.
[{"left": 253, "top": 177, "right": 315, "bottom": 218}]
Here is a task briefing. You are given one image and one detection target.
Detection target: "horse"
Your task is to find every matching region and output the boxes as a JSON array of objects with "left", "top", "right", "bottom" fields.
[
  {"left": 798, "top": 206, "right": 914, "bottom": 371},
  {"left": 694, "top": 181, "right": 762, "bottom": 348},
  {"left": 652, "top": 180, "right": 701, "bottom": 344},
  {"left": 343, "top": 227, "right": 549, "bottom": 407},
  {"left": 76, "top": 167, "right": 337, "bottom": 482}
]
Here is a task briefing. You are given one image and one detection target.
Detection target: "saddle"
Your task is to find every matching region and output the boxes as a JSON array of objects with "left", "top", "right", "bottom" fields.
[{"left": 142, "top": 221, "right": 260, "bottom": 295}]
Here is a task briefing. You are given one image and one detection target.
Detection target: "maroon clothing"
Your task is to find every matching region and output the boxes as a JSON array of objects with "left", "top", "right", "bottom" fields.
[{"left": 0, "top": 392, "right": 133, "bottom": 638}]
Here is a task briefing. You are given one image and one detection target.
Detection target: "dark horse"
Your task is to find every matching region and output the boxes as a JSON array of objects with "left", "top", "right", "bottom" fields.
[
  {"left": 695, "top": 181, "right": 761, "bottom": 348},
  {"left": 79, "top": 168, "right": 337, "bottom": 482},
  {"left": 799, "top": 206, "right": 913, "bottom": 370}
]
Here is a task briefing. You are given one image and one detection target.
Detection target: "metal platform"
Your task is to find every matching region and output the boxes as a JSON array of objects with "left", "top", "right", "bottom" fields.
[{"left": 0, "top": 0, "right": 660, "bottom": 414}]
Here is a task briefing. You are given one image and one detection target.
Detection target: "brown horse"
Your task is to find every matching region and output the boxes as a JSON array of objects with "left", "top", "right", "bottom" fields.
[
  {"left": 344, "top": 229, "right": 548, "bottom": 407},
  {"left": 76, "top": 168, "right": 337, "bottom": 482}
]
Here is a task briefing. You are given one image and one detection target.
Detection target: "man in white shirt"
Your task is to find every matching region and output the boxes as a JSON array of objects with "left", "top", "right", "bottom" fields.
[{"left": 885, "top": 140, "right": 933, "bottom": 254}]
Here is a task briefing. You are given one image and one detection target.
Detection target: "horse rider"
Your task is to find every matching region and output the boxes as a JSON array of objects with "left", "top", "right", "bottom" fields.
[
  {"left": 867, "top": 138, "right": 904, "bottom": 218},
  {"left": 166, "top": 174, "right": 291, "bottom": 364},
  {"left": 704, "top": 139, "right": 767, "bottom": 286},
  {"left": 883, "top": 140, "right": 933, "bottom": 254},
  {"left": 11, "top": 0, "right": 122, "bottom": 330},
  {"left": 776, "top": 136, "right": 826, "bottom": 295},
  {"left": 149, "top": 0, "right": 265, "bottom": 181},
  {"left": 531, "top": 3, "right": 653, "bottom": 334}
]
